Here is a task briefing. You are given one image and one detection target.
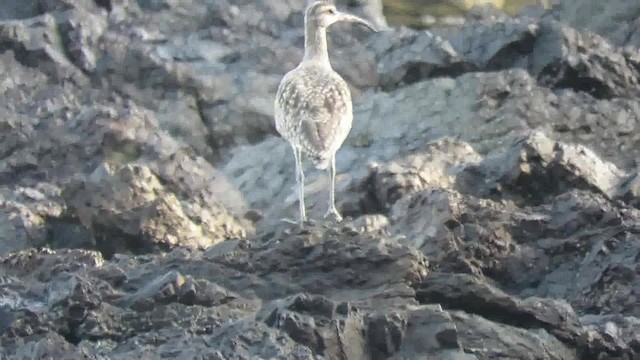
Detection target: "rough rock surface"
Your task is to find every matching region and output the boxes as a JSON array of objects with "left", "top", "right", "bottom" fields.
[
  {"left": 556, "top": 0, "right": 640, "bottom": 48},
  {"left": 1, "top": 0, "right": 640, "bottom": 359}
]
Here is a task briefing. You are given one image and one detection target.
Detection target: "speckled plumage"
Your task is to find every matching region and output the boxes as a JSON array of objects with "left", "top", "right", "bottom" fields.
[
  {"left": 274, "top": 1, "right": 376, "bottom": 223},
  {"left": 275, "top": 65, "right": 352, "bottom": 169}
]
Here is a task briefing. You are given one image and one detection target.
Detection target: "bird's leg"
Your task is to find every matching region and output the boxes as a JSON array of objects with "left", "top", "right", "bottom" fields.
[
  {"left": 281, "top": 145, "right": 307, "bottom": 226},
  {"left": 324, "top": 155, "right": 343, "bottom": 222},
  {"left": 293, "top": 145, "right": 307, "bottom": 223}
]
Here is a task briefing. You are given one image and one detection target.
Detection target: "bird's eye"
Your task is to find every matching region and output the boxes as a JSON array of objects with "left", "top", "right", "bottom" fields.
[{"left": 326, "top": 8, "right": 336, "bottom": 14}]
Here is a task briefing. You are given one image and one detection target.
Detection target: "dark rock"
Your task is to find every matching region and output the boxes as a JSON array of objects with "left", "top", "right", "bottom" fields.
[
  {"left": 578, "top": 315, "right": 640, "bottom": 359},
  {"left": 0, "top": 185, "right": 63, "bottom": 256},
  {"left": 450, "top": 310, "right": 577, "bottom": 359},
  {"left": 432, "top": 15, "right": 538, "bottom": 71},
  {"left": 460, "top": 131, "right": 625, "bottom": 204},
  {"left": 556, "top": 0, "right": 640, "bottom": 48},
  {"left": 6, "top": 332, "right": 84, "bottom": 359},
  {"left": 618, "top": 172, "right": 640, "bottom": 208},
  {"left": 0, "top": 0, "right": 40, "bottom": 20},
  {"left": 398, "top": 306, "right": 469, "bottom": 358},
  {"left": 375, "top": 10, "right": 640, "bottom": 101},
  {"left": 370, "top": 138, "right": 482, "bottom": 210},
  {"left": 62, "top": 163, "right": 251, "bottom": 257},
  {"left": 532, "top": 20, "right": 640, "bottom": 100},
  {"left": 0, "top": 306, "right": 14, "bottom": 335},
  {"left": 374, "top": 27, "right": 465, "bottom": 90},
  {"left": 367, "top": 313, "right": 406, "bottom": 358},
  {"left": 46, "top": 217, "right": 97, "bottom": 250},
  {"left": 416, "top": 273, "right": 582, "bottom": 342},
  {"left": 0, "top": 13, "right": 89, "bottom": 85},
  {"left": 119, "top": 270, "right": 239, "bottom": 309},
  {"left": 1, "top": 248, "right": 103, "bottom": 282},
  {"left": 263, "top": 293, "right": 367, "bottom": 359},
  {"left": 0, "top": 226, "right": 428, "bottom": 358},
  {"left": 90, "top": 0, "right": 379, "bottom": 153}
]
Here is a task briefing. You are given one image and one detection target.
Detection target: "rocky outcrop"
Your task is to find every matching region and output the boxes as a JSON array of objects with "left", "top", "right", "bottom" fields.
[
  {"left": 1, "top": 0, "right": 640, "bottom": 359},
  {"left": 62, "top": 163, "right": 250, "bottom": 256},
  {"left": 555, "top": 0, "right": 640, "bottom": 48}
]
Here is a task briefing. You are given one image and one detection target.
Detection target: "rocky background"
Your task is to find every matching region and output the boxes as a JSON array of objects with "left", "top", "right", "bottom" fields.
[{"left": 1, "top": 0, "right": 640, "bottom": 358}]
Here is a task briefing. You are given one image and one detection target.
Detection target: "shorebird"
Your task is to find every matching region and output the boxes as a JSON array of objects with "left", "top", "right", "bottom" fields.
[{"left": 274, "top": 1, "right": 376, "bottom": 224}]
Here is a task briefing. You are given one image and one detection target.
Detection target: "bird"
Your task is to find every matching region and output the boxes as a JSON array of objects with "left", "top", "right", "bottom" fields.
[{"left": 274, "top": 1, "right": 376, "bottom": 224}]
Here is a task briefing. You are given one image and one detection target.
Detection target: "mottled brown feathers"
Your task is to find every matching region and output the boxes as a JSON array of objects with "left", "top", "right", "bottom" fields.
[
  {"left": 274, "top": 0, "right": 375, "bottom": 221},
  {"left": 274, "top": 64, "right": 353, "bottom": 169}
]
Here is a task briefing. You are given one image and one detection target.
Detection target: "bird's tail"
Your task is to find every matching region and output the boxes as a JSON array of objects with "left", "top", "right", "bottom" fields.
[{"left": 311, "top": 155, "right": 331, "bottom": 170}]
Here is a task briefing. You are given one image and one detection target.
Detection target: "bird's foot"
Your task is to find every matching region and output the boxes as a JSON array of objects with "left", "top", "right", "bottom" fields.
[
  {"left": 280, "top": 217, "right": 302, "bottom": 225},
  {"left": 280, "top": 217, "right": 314, "bottom": 227},
  {"left": 324, "top": 208, "right": 343, "bottom": 223},
  {"left": 280, "top": 217, "right": 316, "bottom": 236}
]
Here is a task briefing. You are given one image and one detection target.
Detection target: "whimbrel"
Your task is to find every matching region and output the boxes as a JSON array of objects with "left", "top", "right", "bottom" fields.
[{"left": 275, "top": 1, "right": 376, "bottom": 224}]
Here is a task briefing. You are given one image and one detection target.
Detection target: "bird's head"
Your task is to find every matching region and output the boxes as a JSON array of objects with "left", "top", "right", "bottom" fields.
[{"left": 305, "top": 1, "right": 377, "bottom": 32}]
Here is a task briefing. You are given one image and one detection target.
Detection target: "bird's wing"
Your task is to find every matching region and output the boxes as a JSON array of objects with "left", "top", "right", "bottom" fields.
[{"left": 275, "top": 68, "right": 351, "bottom": 155}]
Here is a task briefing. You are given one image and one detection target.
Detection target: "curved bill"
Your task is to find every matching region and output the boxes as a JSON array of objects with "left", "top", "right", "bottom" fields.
[{"left": 337, "top": 12, "right": 378, "bottom": 32}]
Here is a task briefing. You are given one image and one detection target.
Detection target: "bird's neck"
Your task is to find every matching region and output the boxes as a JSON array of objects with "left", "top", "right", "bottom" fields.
[{"left": 303, "top": 23, "right": 331, "bottom": 66}]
